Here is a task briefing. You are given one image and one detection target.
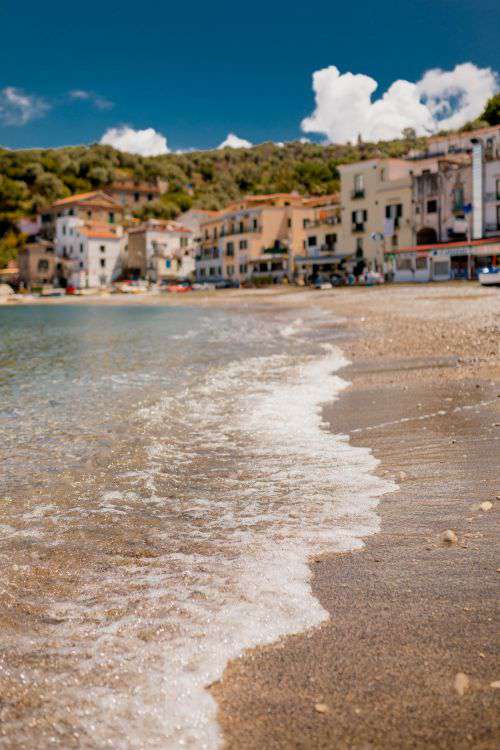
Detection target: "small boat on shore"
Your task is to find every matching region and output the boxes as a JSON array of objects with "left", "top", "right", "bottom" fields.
[{"left": 478, "top": 266, "right": 500, "bottom": 286}]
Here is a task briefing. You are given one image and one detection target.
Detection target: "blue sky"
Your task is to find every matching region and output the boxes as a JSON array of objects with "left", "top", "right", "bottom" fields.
[{"left": 0, "top": 0, "right": 499, "bottom": 152}]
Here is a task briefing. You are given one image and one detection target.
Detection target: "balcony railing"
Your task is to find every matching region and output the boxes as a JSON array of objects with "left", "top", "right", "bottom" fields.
[{"left": 351, "top": 189, "right": 365, "bottom": 199}]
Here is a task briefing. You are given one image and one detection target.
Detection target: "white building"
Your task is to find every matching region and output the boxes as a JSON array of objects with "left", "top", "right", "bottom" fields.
[
  {"left": 484, "top": 159, "right": 500, "bottom": 237},
  {"left": 54, "top": 216, "right": 124, "bottom": 288}
]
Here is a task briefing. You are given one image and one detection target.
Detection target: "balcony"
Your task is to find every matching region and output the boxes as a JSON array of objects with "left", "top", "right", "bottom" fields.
[
  {"left": 351, "top": 189, "right": 365, "bottom": 199},
  {"left": 485, "top": 192, "right": 500, "bottom": 202},
  {"left": 262, "top": 246, "right": 288, "bottom": 255}
]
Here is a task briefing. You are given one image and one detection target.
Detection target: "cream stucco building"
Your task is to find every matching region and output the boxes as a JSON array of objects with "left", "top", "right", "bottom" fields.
[{"left": 338, "top": 159, "right": 414, "bottom": 271}]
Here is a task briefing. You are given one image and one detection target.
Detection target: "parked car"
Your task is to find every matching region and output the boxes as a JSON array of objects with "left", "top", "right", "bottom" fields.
[
  {"left": 215, "top": 279, "right": 240, "bottom": 289},
  {"left": 361, "top": 271, "right": 384, "bottom": 285},
  {"left": 166, "top": 280, "right": 193, "bottom": 293},
  {"left": 313, "top": 275, "right": 333, "bottom": 290},
  {"left": 478, "top": 266, "right": 500, "bottom": 286}
]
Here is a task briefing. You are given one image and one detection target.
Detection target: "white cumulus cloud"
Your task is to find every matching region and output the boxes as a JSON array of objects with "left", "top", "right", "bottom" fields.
[
  {"left": 0, "top": 86, "right": 50, "bottom": 126},
  {"left": 99, "top": 125, "right": 169, "bottom": 156},
  {"left": 301, "top": 63, "right": 498, "bottom": 144},
  {"left": 218, "top": 132, "right": 253, "bottom": 149},
  {"left": 69, "top": 89, "right": 113, "bottom": 110}
]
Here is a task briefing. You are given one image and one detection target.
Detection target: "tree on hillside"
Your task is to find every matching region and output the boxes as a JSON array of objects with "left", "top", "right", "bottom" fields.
[{"left": 481, "top": 93, "right": 500, "bottom": 126}]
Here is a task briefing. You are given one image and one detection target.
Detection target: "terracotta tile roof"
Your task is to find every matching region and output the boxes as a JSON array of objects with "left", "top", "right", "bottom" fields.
[
  {"left": 79, "top": 229, "right": 121, "bottom": 239},
  {"left": 52, "top": 191, "right": 122, "bottom": 209}
]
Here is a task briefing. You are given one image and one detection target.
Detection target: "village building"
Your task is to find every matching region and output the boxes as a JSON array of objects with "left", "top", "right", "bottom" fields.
[
  {"left": 385, "top": 237, "right": 500, "bottom": 283},
  {"left": 195, "top": 193, "right": 339, "bottom": 284},
  {"left": 0, "top": 259, "right": 20, "bottom": 288},
  {"left": 338, "top": 159, "right": 414, "bottom": 272},
  {"left": 124, "top": 219, "right": 194, "bottom": 282},
  {"left": 41, "top": 191, "right": 124, "bottom": 239},
  {"left": 293, "top": 197, "right": 344, "bottom": 283},
  {"left": 17, "top": 240, "right": 67, "bottom": 289},
  {"left": 54, "top": 216, "right": 124, "bottom": 288},
  {"left": 411, "top": 154, "right": 472, "bottom": 246},
  {"left": 104, "top": 178, "right": 168, "bottom": 210}
]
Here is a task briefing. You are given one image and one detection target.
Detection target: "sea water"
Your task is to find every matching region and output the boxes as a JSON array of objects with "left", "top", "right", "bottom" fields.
[{"left": 0, "top": 302, "right": 394, "bottom": 748}]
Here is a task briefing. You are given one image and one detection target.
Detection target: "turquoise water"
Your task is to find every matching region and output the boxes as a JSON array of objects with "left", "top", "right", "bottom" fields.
[{"left": 0, "top": 302, "right": 392, "bottom": 748}]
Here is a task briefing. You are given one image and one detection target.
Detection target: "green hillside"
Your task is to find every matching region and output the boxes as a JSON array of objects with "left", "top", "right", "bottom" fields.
[{"left": 0, "top": 94, "right": 497, "bottom": 268}]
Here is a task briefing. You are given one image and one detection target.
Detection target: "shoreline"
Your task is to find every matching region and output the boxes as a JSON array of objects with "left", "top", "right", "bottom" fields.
[
  {"left": 210, "top": 284, "right": 499, "bottom": 748},
  {"left": 1, "top": 284, "right": 498, "bottom": 747}
]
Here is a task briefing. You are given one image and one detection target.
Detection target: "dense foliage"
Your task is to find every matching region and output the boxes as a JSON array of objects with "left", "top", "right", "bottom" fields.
[{"left": 0, "top": 93, "right": 498, "bottom": 267}]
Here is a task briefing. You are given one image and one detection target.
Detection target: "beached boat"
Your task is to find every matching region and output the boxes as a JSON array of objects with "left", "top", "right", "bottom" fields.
[{"left": 478, "top": 266, "right": 500, "bottom": 286}]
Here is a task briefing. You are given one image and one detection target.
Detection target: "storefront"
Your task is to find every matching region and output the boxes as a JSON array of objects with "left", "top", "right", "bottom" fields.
[{"left": 386, "top": 238, "right": 500, "bottom": 282}]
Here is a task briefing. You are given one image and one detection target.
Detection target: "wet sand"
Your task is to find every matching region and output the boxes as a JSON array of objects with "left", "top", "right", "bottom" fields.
[{"left": 211, "top": 284, "right": 500, "bottom": 748}]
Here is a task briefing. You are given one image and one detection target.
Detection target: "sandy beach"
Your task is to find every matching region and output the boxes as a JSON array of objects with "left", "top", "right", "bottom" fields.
[
  {"left": 209, "top": 283, "right": 500, "bottom": 748},
  {"left": 1, "top": 282, "right": 499, "bottom": 748}
]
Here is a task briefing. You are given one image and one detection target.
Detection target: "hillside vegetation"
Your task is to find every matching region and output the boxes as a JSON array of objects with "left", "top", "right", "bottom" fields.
[{"left": 0, "top": 93, "right": 498, "bottom": 268}]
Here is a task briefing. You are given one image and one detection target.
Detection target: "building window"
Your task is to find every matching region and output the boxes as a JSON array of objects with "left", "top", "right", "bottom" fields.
[
  {"left": 415, "top": 256, "right": 427, "bottom": 270},
  {"left": 227, "top": 265, "right": 234, "bottom": 276},
  {"left": 353, "top": 174, "right": 365, "bottom": 198},
  {"left": 391, "top": 234, "right": 398, "bottom": 247},
  {"left": 100, "top": 258, "right": 106, "bottom": 268},
  {"left": 252, "top": 218, "right": 258, "bottom": 230},
  {"left": 497, "top": 204, "right": 500, "bottom": 230},
  {"left": 226, "top": 242, "right": 234, "bottom": 256},
  {"left": 100, "top": 245, "right": 105, "bottom": 253},
  {"left": 209, "top": 266, "right": 215, "bottom": 276},
  {"left": 199, "top": 268, "right": 206, "bottom": 277},
  {"left": 496, "top": 179, "right": 500, "bottom": 200},
  {"left": 239, "top": 221, "right": 244, "bottom": 233},
  {"left": 352, "top": 209, "right": 367, "bottom": 232},
  {"left": 307, "top": 236, "right": 317, "bottom": 247},
  {"left": 62, "top": 225, "right": 66, "bottom": 235},
  {"left": 37, "top": 259, "right": 49, "bottom": 271},
  {"left": 325, "top": 233, "right": 337, "bottom": 250},
  {"left": 180, "top": 237, "right": 188, "bottom": 248},
  {"left": 452, "top": 188, "right": 464, "bottom": 212},
  {"left": 356, "top": 238, "right": 363, "bottom": 257},
  {"left": 68, "top": 209, "right": 74, "bottom": 216},
  {"left": 386, "top": 203, "right": 403, "bottom": 227},
  {"left": 147, "top": 193, "right": 153, "bottom": 201},
  {"left": 396, "top": 256, "right": 413, "bottom": 271},
  {"left": 80, "top": 243, "right": 84, "bottom": 253},
  {"left": 79, "top": 261, "right": 84, "bottom": 269},
  {"left": 109, "top": 212, "right": 115, "bottom": 224},
  {"left": 380, "top": 168, "right": 385, "bottom": 182},
  {"left": 134, "top": 193, "right": 140, "bottom": 202},
  {"left": 239, "top": 263, "right": 247, "bottom": 274},
  {"left": 427, "top": 199, "right": 438, "bottom": 214},
  {"left": 303, "top": 218, "right": 310, "bottom": 228},
  {"left": 87, "top": 210, "right": 92, "bottom": 218},
  {"left": 239, "top": 240, "right": 247, "bottom": 250},
  {"left": 287, "top": 218, "right": 292, "bottom": 228}
]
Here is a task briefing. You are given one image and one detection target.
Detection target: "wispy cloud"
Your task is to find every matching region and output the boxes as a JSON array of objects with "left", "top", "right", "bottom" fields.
[
  {"left": 302, "top": 62, "right": 499, "bottom": 144},
  {"left": 99, "top": 125, "right": 169, "bottom": 156},
  {"left": 69, "top": 89, "right": 114, "bottom": 110},
  {"left": 0, "top": 86, "right": 50, "bottom": 126}
]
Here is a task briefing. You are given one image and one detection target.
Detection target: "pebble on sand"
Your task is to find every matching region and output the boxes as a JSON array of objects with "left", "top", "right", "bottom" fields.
[
  {"left": 442, "top": 529, "right": 458, "bottom": 545},
  {"left": 314, "top": 703, "right": 329, "bottom": 714},
  {"left": 454, "top": 673, "right": 469, "bottom": 696}
]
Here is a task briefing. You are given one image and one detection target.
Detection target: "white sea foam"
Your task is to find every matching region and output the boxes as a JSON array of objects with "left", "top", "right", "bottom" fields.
[{"left": 110, "top": 340, "right": 397, "bottom": 748}]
